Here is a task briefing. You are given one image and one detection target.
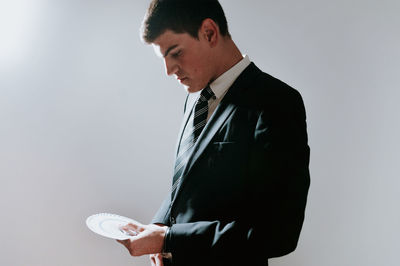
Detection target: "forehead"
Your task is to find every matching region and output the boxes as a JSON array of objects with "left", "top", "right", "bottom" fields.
[{"left": 152, "top": 30, "right": 195, "bottom": 57}]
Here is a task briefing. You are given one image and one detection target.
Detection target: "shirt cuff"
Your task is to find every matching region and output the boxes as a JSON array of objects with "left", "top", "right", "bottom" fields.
[{"left": 161, "top": 226, "right": 172, "bottom": 260}]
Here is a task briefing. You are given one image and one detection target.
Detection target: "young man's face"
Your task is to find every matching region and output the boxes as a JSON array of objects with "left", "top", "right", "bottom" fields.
[{"left": 152, "top": 30, "right": 215, "bottom": 93}]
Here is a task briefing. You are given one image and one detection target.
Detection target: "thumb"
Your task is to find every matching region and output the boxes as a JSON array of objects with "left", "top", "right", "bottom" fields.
[{"left": 120, "top": 220, "right": 145, "bottom": 235}]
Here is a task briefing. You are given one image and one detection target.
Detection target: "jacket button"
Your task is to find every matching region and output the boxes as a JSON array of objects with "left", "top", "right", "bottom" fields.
[{"left": 170, "top": 216, "right": 176, "bottom": 225}]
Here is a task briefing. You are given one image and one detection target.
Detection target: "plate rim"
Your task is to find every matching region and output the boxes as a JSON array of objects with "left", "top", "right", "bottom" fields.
[{"left": 86, "top": 213, "right": 136, "bottom": 240}]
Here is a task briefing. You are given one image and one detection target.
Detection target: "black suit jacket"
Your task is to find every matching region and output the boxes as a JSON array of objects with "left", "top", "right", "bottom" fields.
[{"left": 152, "top": 63, "right": 310, "bottom": 266}]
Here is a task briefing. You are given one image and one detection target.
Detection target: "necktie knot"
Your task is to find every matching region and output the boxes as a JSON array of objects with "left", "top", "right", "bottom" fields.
[{"left": 199, "top": 86, "right": 215, "bottom": 103}]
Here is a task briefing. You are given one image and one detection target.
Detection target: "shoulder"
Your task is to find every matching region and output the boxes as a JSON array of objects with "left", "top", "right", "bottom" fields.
[
  {"left": 239, "top": 64, "right": 305, "bottom": 112},
  {"left": 256, "top": 68, "right": 301, "bottom": 102}
]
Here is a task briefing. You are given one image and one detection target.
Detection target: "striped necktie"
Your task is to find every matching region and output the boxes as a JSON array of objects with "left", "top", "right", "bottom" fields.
[{"left": 171, "top": 86, "right": 215, "bottom": 198}]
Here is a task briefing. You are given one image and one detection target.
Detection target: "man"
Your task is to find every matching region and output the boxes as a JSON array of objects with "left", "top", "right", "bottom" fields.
[{"left": 117, "top": 1, "right": 310, "bottom": 265}]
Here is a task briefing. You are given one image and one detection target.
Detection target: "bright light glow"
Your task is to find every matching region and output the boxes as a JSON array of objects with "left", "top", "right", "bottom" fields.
[{"left": 0, "top": 0, "right": 43, "bottom": 69}]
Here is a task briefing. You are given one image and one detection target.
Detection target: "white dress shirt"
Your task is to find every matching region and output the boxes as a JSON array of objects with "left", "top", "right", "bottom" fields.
[
  {"left": 180, "top": 55, "right": 251, "bottom": 144},
  {"left": 207, "top": 55, "right": 251, "bottom": 120}
]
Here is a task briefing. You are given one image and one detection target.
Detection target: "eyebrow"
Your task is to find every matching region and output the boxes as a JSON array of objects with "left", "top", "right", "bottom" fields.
[{"left": 164, "top": 44, "right": 179, "bottom": 57}]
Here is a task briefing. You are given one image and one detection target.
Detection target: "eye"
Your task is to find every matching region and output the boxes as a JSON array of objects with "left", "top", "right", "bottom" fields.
[{"left": 171, "top": 50, "right": 182, "bottom": 58}]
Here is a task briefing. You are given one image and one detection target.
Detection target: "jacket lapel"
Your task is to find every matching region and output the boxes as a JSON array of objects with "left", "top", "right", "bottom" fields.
[
  {"left": 171, "top": 63, "right": 261, "bottom": 204},
  {"left": 174, "top": 93, "right": 199, "bottom": 157}
]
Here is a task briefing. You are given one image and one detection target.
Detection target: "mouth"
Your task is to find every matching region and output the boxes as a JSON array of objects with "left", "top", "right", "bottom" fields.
[{"left": 177, "top": 77, "right": 187, "bottom": 84}]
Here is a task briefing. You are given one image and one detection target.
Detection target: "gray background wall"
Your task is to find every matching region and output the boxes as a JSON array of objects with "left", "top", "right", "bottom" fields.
[{"left": 1, "top": 0, "right": 399, "bottom": 265}]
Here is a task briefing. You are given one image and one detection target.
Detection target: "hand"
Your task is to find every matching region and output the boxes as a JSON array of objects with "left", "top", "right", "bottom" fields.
[
  {"left": 150, "top": 253, "right": 164, "bottom": 266},
  {"left": 117, "top": 221, "right": 168, "bottom": 257}
]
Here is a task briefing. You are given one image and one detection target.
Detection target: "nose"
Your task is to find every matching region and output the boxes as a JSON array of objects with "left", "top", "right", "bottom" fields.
[{"left": 164, "top": 58, "right": 178, "bottom": 76}]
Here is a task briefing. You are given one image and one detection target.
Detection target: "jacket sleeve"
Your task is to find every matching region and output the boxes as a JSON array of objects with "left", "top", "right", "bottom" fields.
[
  {"left": 164, "top": 88, "right": 310, "bottom": 265},
  {"left": 151, "top": 195, "right": 171, "bottom": 225}
]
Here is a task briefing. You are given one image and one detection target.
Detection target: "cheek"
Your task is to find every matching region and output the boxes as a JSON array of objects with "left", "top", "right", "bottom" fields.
[
  {"left": 183, "top": 52, "right": 210, "bottom": 84},
  {"left": 192, "top": 57, "right": 209, "bottom": 77}
]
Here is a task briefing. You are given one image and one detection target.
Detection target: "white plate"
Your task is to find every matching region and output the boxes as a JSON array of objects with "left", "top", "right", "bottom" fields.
[{"left": 86, "top": 213, "right": 138, "bottom": 240}]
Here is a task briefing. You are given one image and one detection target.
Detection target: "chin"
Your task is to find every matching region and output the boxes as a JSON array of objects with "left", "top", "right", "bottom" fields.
[{"left": 185, "top": 85, "right": 203, "bottom": 94}]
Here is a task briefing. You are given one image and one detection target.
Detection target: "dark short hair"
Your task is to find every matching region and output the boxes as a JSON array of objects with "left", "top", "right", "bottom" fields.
[{"left": 141, "top": 0, "right": 230, "bottom": 43}]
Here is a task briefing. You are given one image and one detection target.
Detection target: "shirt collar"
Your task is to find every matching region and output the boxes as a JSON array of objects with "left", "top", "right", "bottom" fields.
[{"left": 209, "top": 55, "right": 251, "bottom": 99}]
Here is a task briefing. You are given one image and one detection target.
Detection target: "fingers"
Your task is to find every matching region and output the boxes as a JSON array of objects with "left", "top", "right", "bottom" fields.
[
  {"left": 119, "top": 226, "right": 138, "bottom": 237},
  {"left": 156, "top": 253, "right": 164, "bottom": 266},
  {"left": 116, "top": 222, "right": 165, "bottom": 256},
  {"left": 125, "top": 220, "right": 144, "bottom": 231},
  {"left": 150, "top": 254, "right": 156, "bottom": 266},
  {"left": 150, "top": 254, "right": 164, "bottom": 266},
  {"left": 119, "top": 221, "right": 144, "bottom": 236}
]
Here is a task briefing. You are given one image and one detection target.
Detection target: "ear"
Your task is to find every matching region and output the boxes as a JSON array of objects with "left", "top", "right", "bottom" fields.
[{"left": 199, "top": 18, "right": 219, "bottom": 47}]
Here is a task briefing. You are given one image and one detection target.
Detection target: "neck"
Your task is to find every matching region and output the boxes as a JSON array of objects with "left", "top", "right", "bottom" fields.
[{"left": 210, "top": 39, "right": 243, "bottom": 83}]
